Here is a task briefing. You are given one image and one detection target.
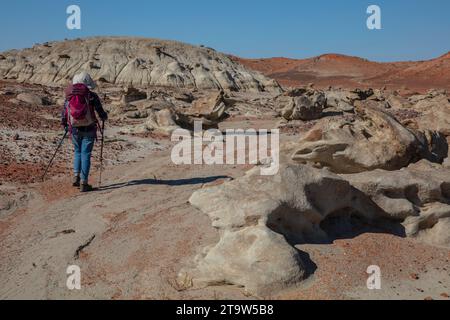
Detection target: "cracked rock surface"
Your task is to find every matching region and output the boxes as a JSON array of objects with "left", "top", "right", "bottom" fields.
[{"left": 0, "top": 37, "right": 281, "bottom": 93}]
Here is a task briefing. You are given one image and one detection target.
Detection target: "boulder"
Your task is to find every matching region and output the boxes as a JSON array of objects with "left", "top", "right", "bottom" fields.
[
  {"left": 121, "top": 87, "right": 147, "bottom": 104},
  {"left": 407, "top": 93, "right": 450, "bottom": 137},
  {"left": 278, "top": 90, "right": 326, "bottom": 121},
  {"left": 286, "top": 101, "right": 446, "bottom": 173},
  {"left": 16, "top": 93, "right": 45, "bottom": 105},
  {"left": 386, "top": 94, "right": 412, "bottom": 109},
  {"left": 147, "top": 108, "right": 181, "bottom": 134},
  {"left": 324, "top": 90, "right": 354, "bottom": 113},
  {"left": 343, "top": 160, "right": 450, "bottom": 247},
  {"left": 123, "top": 107, "right": 181, "bottom": 135},
  {"left": 186, "top": 91, "right": 229, "bottom": 121},
  {"left": 172, "top": 91, "right": 231, "bottom": 130}
]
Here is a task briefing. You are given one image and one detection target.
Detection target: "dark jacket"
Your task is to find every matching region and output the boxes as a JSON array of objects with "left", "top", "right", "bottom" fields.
[{"left": 61, "top": 85, "right": 108, "bottom": 137}]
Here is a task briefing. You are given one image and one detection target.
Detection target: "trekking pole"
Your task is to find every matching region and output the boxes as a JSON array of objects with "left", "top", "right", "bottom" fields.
[
  {"left": 42, "top": 129, "right": 68, "bottom": 182},
  {"left": 99, "top": 120, "right": 105, "bottom": 188}
]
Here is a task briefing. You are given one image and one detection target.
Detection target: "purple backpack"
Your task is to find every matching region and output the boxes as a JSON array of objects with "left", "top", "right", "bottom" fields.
[{"left": 65, "top": 83, "right": 96, "bottom": 127}]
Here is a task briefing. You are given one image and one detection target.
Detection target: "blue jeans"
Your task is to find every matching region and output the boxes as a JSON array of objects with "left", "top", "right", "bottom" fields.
[{"left": 72, "top": 134, "right": 95, "bottom": 183}]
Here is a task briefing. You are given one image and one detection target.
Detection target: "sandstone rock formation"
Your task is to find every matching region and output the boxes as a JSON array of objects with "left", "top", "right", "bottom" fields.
[
  {"left": 386, "top": 93, "right": 412, "bottom": 109},
  {"left": 324, "top": 90, "right": 355, "bottom": 113},
  {"left": 16, "top": 93, "right": 48, "bottom": 106},
  {"left": 116, "top": 89, "right": 235, "bottom": 134},
  {"left": 183, "top": 159, "right": 450, "bottom": 296},
  {"left": 121, "top": 87, "right": 147, "bottom": 104},
  {"left": 174, "top": 91, "right": 232, "bottom": 129},
  {"left": 182, "top": 164, "right": 383, "bottom": 296},
  {"left": 185, "top": 91, "right": 229, "bottom": 121},
  {"left": 276, "top": 90, "right": 326, "bottom": 121},
  {"left": 406, "top": 91, "right": 450, "bottom": 136},
  {"left": 286, "top": 102, "right": 447, "bottom": 173},
  {"left": 0, "top": 37, "right": 281, "bottom": 93},
  {"left": 343, "top": 160, "right": 450, "bottom": 247},
  {"left": 118, "top": 105, "right": 182, "bottom": 135},
  {"left": 140, "top": 108, "right": 181, "bottom": 134}
]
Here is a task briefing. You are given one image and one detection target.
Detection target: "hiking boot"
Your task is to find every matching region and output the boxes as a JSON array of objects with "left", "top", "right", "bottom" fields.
[
  {"left": 80, "top": 183, "right": 94, "bottom": 193},
  {"left": 72, "top": 176, "right": 80, "bottom": 187}
]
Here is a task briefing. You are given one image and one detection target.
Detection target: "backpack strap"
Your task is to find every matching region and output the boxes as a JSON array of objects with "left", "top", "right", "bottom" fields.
[
  {"left": 65, "top": 100, "right": 73, "bottom": 135},
  {"left": 87, "top": 92, "right": 100, "bottom": 129}
]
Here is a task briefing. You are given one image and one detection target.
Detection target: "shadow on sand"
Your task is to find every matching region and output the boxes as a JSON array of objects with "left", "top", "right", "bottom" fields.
[
  {"left": 268, "top": 210, "right": 407, "bottom": 278},
  {"left": 98, "top": 175, "right": 231, "bottom": 191}
]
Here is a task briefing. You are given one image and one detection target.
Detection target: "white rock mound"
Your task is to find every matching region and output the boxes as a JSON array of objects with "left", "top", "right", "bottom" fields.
[{"left": 0, "top": 37, "right": 281, "bottom": 93}]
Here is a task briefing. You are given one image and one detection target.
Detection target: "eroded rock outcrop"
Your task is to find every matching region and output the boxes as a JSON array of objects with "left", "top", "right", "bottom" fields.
[
  {"left": 181, "top": 164, "right": 383, "bottom": 296},
  {"left": 406, "top": 91, "right": 450, "bottom": 136},
  {"left": 343, "top": 160, "right": 450, "bottom": 247},
  {"left": 186, "top": 91, "right": 229, "bottom": 121},
  {"left": 324, "top": 90, "right": 355, "bottom": 113},
  {"left": 182, "top": 160, "right": 450, "bottom": 296},
  {"left": 285, "top": 102, "right": 447, "bottom": 173},
  {"left": 0, "top": 37, "right": 282, "bottom": 93},
  {"left": 276, "top": 89, "right": 327, "bottom": 121},
  {"left": 176, "top": 91, "right": 231, "bottom": 129},
  {"left": 118, "top": 90, "right": 235, "bottom": 134}
]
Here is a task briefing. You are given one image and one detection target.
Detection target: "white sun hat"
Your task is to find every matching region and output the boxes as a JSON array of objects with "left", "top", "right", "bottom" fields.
[{"left": 73, "top": 72, "right": 97, "bottom": 90}]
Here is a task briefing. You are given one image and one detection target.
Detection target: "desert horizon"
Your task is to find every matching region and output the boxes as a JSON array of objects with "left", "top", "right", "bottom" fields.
[
  {"left": 3, "top": 36, "right": 449, "bottom": 94},
  {"left": 3, "top": 34, "right": 449, "bottom": 62}
]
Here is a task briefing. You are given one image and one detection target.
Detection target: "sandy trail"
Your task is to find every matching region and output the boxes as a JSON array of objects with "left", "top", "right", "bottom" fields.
[{"left": 0, "top": 148, "right": 253, "bottom": 299}]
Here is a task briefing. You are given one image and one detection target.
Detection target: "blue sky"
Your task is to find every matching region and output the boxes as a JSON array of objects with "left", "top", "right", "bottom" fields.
[{"left": 0, "top": 0, "right": 449, "bottom": 62}]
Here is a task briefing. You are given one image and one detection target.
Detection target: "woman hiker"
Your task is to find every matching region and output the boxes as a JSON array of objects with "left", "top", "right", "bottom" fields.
[{"left": 61, "top": 72, "right": 108, "bottom": 192}]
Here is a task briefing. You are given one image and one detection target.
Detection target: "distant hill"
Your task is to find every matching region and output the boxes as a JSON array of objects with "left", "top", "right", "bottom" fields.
[{"left": 232, "top": 52, "right": 450, "bottom": 92}]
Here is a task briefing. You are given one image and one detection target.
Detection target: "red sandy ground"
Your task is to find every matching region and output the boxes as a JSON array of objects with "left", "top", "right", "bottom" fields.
[
  {"left": 0, "top": 82, "right": 61, "bottom": 131},
  {"left": 0, "top": 81, "right": 128, "bottom": 184},
  {"left": 278, "top": 233, "right": 450, "bottom": 300}
]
